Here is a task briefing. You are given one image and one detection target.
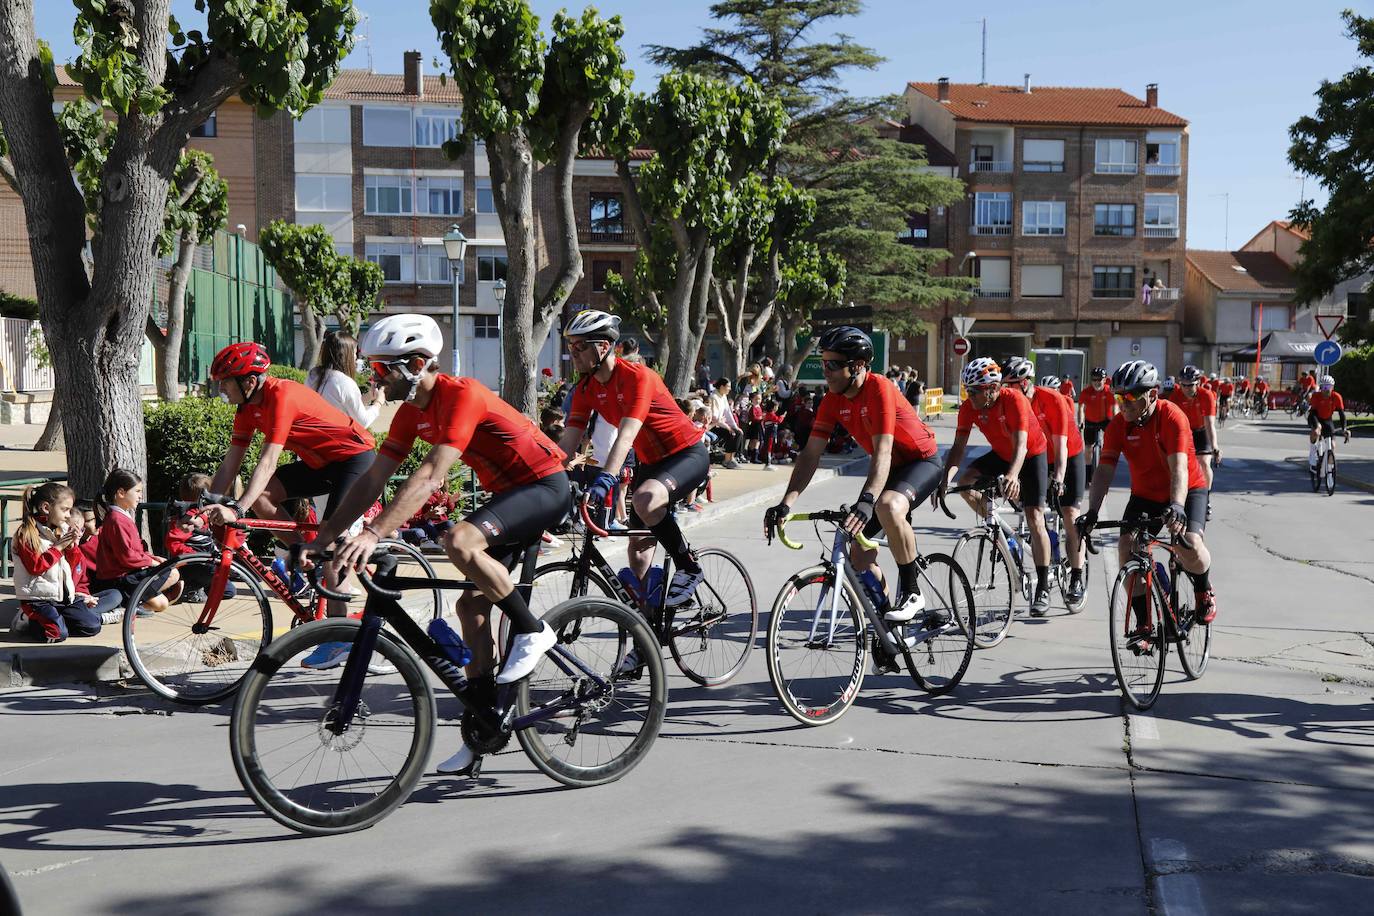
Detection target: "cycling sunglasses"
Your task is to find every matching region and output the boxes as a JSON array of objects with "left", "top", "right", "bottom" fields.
[
  {"left": 1115, "top": 390, "right": 1152, "bottom": 405},
  {"left": 370, "top": 359, "right": 407, "bottom": 379},
  {"left": 569, "top": 340, "right": 605, "bottom": 354},
  {"left": 821, "top": 358, "right": 855, "bottom": 372}
]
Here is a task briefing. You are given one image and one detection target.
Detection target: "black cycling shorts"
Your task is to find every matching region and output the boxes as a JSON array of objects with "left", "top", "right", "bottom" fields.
[
  {"left": 465, "top": 472, "right": 572, "bottom": 568},
  {"left": 628, "top": 441, "right": 711, "bottom": 524},
  {"left": 1051, "top": 451, "right": 1087, "bottom": 510},
  {"left": 1083, "top": 420, "right": 1111, "bottom": 449},
  {"left": 861, "top": 455, "right": 943, "bottom": 538},
  {"left": 273, "top": 450, "right": 374, "bottom": 520},
  {"left": 1191, "top": 428, "right": 1214, "bottom": 456},
  {"left": 1123, "top": 488, "right": 1208, "bottom": 536},
  {"left": 969, "top": 449, "right": 1050, "bottom": 508},
  {"left": 1307, "top": 412, "right": 1335, "bottom": 437}
]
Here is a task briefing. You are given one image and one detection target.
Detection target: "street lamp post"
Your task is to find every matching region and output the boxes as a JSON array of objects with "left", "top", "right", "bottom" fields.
[
  {"left": 492, "top": 278, "right": 507, "bottom": 394},
  {"left": 442, "top": 224, "right": 468, "bottom": 376}
]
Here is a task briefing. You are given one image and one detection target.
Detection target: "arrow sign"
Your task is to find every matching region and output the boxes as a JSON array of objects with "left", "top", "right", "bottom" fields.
[{"left": 1314, "top": 339, "right": 1343, "bottom": 366}]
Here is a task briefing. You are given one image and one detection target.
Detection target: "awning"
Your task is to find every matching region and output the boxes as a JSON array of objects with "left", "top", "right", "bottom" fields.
[{"left": 1221, "top": 330, "right": 1325, "bottom": 364}]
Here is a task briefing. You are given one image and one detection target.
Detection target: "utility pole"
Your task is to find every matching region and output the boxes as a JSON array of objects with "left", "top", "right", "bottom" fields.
[
  {"left": 1211, "top": 192, "right": 1231, "bottom": 249},
  {"left": 981, "top": 18, "right": 987, "bottom": 85}
]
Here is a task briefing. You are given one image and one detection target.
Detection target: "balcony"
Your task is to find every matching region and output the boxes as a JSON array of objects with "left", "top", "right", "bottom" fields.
[
  {"left": 970, "top": 224, "right": 1013, "bottom": 236},
  {"left": 1143, "top": 225, "right": 1180, "bottom": 239},
  {"left": 1149, "top": 287, "right": 1180, "bottom": 301},
  {"left": 969, "top": 160, "right": 1012, "bottom": 173},
  {"left": 974, "top": 288, "right": 1012, "bottom": 300},
  {"left": 585, "top": 225, "right": 636, "bottom": 245},
  {"left": 1145, "top": 162, "right": 1182, "bottom": 176}
]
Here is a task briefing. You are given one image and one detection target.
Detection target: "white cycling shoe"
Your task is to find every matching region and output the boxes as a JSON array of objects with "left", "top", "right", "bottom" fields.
[
  {"left": 436, "top": 742, "right": 477, "bottom": 776},
  {"left": 884, "top": 591, "right": 927, "bottom": 622},
  {"left": 495, "top": 622, "right": 557, "bottom": 684}
]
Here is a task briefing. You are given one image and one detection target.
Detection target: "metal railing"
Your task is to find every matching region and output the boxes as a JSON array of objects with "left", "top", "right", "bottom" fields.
[
  {"left": 974, "top": 288, "right": 1013, "bottom": 299},
  {"left": 1143, "top": 225, "right": 1180, "bottom": 238},
  {"left": 1145, "top": 163, "right": 1182, "bottom": 176},
  {"left": 587, "top": 226, "right": 636, "bottom": 244},
  {"left": 970, "top": 224, "right": 1013, "bottom": 236},
  {"left": 1150, "top": 287, "right": 1181, "bottom": 301},
  {"left": 969, "top": 160, "right": 1012, "bottom": 173}
]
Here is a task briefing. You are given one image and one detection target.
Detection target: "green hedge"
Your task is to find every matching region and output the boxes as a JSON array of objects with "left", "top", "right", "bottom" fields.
[
  {"left": 1331, "top": 344, "right": 1374, "bottom": 411},
  {"left": 0, "top": 290, "right": 39, "bottom": 320},
  {"left": 267, "top": 363, "right": 307, "bottom": 383}
]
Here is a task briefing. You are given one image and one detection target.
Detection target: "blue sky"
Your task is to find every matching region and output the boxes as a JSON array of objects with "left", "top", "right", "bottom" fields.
[{"left": 33, "top": 0, "right": 1361, "bottom": 250}]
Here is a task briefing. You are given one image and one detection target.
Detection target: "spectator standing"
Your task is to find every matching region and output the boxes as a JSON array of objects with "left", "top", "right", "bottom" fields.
[{"left": 308, "top": 330, "right": 382, "bottom": 430}]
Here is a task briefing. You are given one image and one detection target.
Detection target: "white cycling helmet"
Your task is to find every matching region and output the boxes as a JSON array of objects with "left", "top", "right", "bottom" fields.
[
  {"left": 1002, "top": 356, "right": 1033, "bottom": 382},
  {"left": 1320, "top": 374, "right": 1335, "bottom": 390},
  {"left": 361, "top": 314, "right": 443, "bottom": 360},
  {"left": 962, "top": 357, "right": 1002, "bottom": 388},
  {"left": 563, "top": 309, "right": 621, "bottom": 342},
  {"left": 1039, "top": 375, "right": 1061, "bottom": 389}
]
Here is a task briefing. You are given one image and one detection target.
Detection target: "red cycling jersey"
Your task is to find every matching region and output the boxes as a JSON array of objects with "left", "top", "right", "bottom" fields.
[
  {"left": 567, "top": 358, "right": 703, "bottom": 466},
  {"left": 1079, "top": 384, "right": 1115, "bottom": 424},
  {"left": 1255, "top": 380, "right": 1270, "bottom": 394},
  {"left": 1309, "top": 390, "right": 1345, "bottom": 421},
  {"left": 1218, "top": 381, "right": 1235, "bottom": 397},
  {"left": 810, "top": 372, "right": 937, "bottom": 464},
  {"left": 1058, "top": 379, "right": 1076, "bottom": 400},
  {"left": 1100, "top": 400, "right": 1207, "bottom": 502},
  {"left": 1300, "top": 375, "right": 1318, "bottom": 391},
  {"left": 1030, "top": 386, "right": 1084, "bottom": 459},
  {"left": 956, "top": 386, "right": 1047, "bottom": 461},
  {"left": 381, "top": 375, "right": 564, "bottom": 493},
  {"left": 1166, "top": 386, "right": 1217, "bottom": 431},
  {"left": 231, "top": 376, "right": 375, "bottom": 469}
]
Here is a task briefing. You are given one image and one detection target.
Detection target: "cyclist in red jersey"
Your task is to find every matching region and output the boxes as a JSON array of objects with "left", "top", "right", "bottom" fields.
[
  {"left": 1307, "top": 374, "right": 1350, "bottom": 472},
  {"left": 1167, "top": 365, "right": 1219, "bottom": 496},
  {"left": 1079, "top": 361, "right": 1217, "bottom": 633},
  {"left": 320, "top": 315, "right": 569, "bottom": 775},
  {"left": 1078, "top": 366, "right": 1116, "bottom": 479},
  {"left": 1254, "top": 377, "right": 1271, "bottom": 412},
  {"left": 1058, "top": 376, "right": 1076, "bottom": 400},
  {"left": 764, "top": 327, "right": 946, "bottom": 629},
  {"left": 1217, "top": 377, "right": 1235, "bottom": 420},
  {"left": 558, "top": 310, "right": 709, "bottom": 609},
  {"left": 939, "top": 357, "right": 1056, "bottom": 616},
  {"left": 1004, "top": 359, "right": 1088, "bottom": 605}
]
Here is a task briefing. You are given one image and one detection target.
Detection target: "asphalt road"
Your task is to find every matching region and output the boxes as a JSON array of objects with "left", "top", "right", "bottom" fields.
[{"left": 1, "top": 413, "right": 1371, "bottom": 915}]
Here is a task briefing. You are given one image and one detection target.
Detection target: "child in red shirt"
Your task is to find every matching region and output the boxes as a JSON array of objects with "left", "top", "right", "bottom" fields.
[
  {"left": 95, "top": 468, "right": 182, "bottom": 612},
  {"left": 760, "top": 398, "right": 787, "bottom": 470},
  {"left": 399, "top": 489, "right": 458, "bottom": 548}
]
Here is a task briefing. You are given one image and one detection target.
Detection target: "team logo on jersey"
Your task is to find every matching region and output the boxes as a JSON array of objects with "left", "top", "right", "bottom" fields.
[
  {"left": 417, "top": 422, "right": 432, "bottom": 431},
  {"left": 480, "top": 520, "right": 501, "bottom": 537}
]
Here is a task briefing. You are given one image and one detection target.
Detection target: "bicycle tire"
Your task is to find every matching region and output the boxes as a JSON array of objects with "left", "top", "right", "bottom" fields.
[
  {"left": 515, "top": 597, "right": 666, "bottom": 787},
  {"left": 1310, "top": 448, "right": 1322, "bottom": 492},
  {"left": 1323, "top": 450, "right": 1336, "bottom": 496},
  {"left": 123, "top": 554, "right": 271, "bottom": 706},
  {"left": 667, "top": 547, "right": 757, "bottom": 687},
  {"left": 377, "top": 539, "right": 446, "bottom": 625},
  {"left": 1108, "top": 561, "right": 1167, "bottom": 710},
  {"left": 765, "top": 564, "right": 866, "bottom": 726},
  {"left": 1055, "top": 535, "right": 1091, "bottom": 614},
  {"left": 230, "top": 619, "right": 435, "bottom": 835},
  {"left": 503, "top": 561, "right": 620, "bottom": 656},
  {"left": 1170, "top": 568, "right": 1210, "bottom": 680},
  {"left": 951, "top": 531, "right": 1016, "bottom": 648},
  {"left": 900, "top": 554, "right": 975, "bottom": 696}
]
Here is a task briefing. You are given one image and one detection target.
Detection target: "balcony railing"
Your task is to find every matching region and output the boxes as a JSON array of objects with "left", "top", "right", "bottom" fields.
[
  {"left": 586, "top": 226, "right": 636, "bottom": 244},
  {"left": 1145, "top": 162, "right": 1182, "bottom": 176},
  {"left": 970, "top": 224, "right": 1013, "bottom": 236},
  {"left": 974, "top": 288, "right": 1013, "bottom": 299},
  {"left": 1149, "top": 287, "right": 1181, "bottom": 301},
  {"left": 1143, "top": 225, "right": 1180, "bottom": 239},
  {"left": 969, "top": 160, "right": 1012, "bottom": 173}
]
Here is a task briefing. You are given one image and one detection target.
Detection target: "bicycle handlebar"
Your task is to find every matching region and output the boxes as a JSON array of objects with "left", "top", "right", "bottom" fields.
[
  {"left": 578, "top": 498, "right": 612, "bottom": 538},
  {"left": 304, "top": 548, "right": 402, "bottom": 601},
  {"left": 772, "top": 509, "right": 879, "bottom": 552},
  {"left": 1078, "top": 514, "right": 1172, "bottom": 556}
]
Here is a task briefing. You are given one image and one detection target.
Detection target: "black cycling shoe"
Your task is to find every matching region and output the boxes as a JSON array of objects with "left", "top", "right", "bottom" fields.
[
  {"left": 921, "top": 607, "right": 952, "bottom": 629},
  {"left": 1029, "top": 588, "right": 1051, "bottom": 618}
]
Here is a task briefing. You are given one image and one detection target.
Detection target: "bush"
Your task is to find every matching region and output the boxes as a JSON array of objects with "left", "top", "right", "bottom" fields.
[
  {"left": 267, "top": 363, "right": 307, "bottom": 383},
  {"left": 0, "top": 290, "right": 39, "bottom": 320},
  {"left": 1330, "top": 344, "right": 1374, "bottom": 411},
  {"left": 379, "top": 438, "right": 478, "bottom": 509},
  {"left": 143, "top": 396, "right": 285, "bottom": 504}
]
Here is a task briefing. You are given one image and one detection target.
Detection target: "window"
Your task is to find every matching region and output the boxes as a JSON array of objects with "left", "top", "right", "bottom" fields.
[
  {"left": 1145, "top": 132, "right": 1181, "bottom": 175},
  {"left": 414, "top": 108, "right": 461, "bottom": 148},
  {"left": 1022, "top": 201, "right": 1066, "bottom": 236},
  {"left": 477, "top": 253, "right": 508, "bottom": 282},
  {"left": 366, "top": 241, "right": 414, "bottom": 283},
  {"left": 1095, "top": 139, "right": 1138, "bottom": 174},
  {"left": 363, "top": 107, "right": 412, "bottom": 147},
  {"left": 295, "top": 107, "right": 350, "bottom": 144},
  {"left": 1021, "top": 264, "right": 1064, "bottom": 297},
  {"left": 972, "top": 192, "right": 1012, "bottom": 233},
  {"left": 1347, "top": 291, "right": 1368, "bottom": 319},
  {"left": 365, "top": 174, "right": 413, "bottom": 215},
  {"left": 476, "top": 178, "right": 495, "bottom": 214},
  {"left": 474, "top": 315, "right": 500, "bottom": 338},
  {"left": 591, "top": 259, "right": 619, "bottom": 292},
  {"left": 1023, "top": 139, "right": 1064, "bottom": 172},
  {"left": 1094, "top": 204, "right": 1135, "bottom": 237},
  {"left": 975, "top": 257, "right": 1011, "bottom": 295},
  {"left": 589, "top": 192, "right": 624, "bottom": 239},
  {"left": 295, "top": 175, "right": 351, "bottom": 212},
  {"left": 417, "top": 176, "right": 463, "bottom": 216},
  {"left": 1252, "top": 304, "right": 1292, "bottom": 331},
  {"left": 972, "top": 144, "right": 995, "bottom": 163},
  {"left": 1143, "top": 194, "right": 1179, "bottom": 236},
  {"left": 1092, "top": 265, "right": 1135, "bottom": 298},
  {"left": 416, "top": 244, "right": 452, "bottom": 284},
  {"left": 190, "top": 111, "right": 217, "bottom": 138}
]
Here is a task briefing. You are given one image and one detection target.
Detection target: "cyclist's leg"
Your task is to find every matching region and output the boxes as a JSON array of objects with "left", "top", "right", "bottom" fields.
[
  {"left": 1192, "top": 429, "right": 1215, "bottom": 489},
  {"left": 1019, "top": 452, "right": 1051, "bottom": 567},
  {"left": 959, "top": 452, "right": 1006, "bottom": 516},
  {"left": 629, "top": 443, "right": 710, "bottom": 593},
  {"left": 1059, "top": 451, "right": 1087, "bottom": 571},
  {"left": 1120, "top": 495, "right": 1163, "bottom": 632},
  {"left": 1307, "top": 411, "right": 1321, "bottom": 466},
  {"left": 873, "top": 456, "right": 943, "bottom": 620}
]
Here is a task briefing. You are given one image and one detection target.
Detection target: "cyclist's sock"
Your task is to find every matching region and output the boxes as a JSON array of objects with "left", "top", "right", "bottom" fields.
[
  {"left": 1189, "top": 568, "right": 1211, "bottom": 594},
  {"left": 898, "top": 560, "right": 921, "bottom": 597},
  {"left": 1131, "top": 593, "right": 1150, "bottom": 629},
  {"left": 495, "top": 589, "right": 542, "bottom": 635},
  {"left": 650, "top": 516, "right": 700, "bottom": 573},
  {"left": 1035, "top": 565, "right": 1049, "bottom": 593}
]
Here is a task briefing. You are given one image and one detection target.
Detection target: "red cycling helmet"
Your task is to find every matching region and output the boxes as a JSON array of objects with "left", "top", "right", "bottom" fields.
[{"left": 210, "top": 342, "right": 271, "bottom": 380}]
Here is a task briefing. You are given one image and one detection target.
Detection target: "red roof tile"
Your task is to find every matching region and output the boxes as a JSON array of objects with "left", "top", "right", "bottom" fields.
[
  {"left": 908, "top": 82, "right": 1187, "bottom": 128},
  {"left": 1186, "top": 250, "right": 1296, "bottom": 293},
  {"left": 323, "top": 69, "right": 462, "bottom": 103}
]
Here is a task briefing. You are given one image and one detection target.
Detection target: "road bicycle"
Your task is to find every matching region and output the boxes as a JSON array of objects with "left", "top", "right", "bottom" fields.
[
  {"left": 229, "top": 550, "right": 665, "bottom": 835},
  {"left": 504, "top": 496, "right": 756, "bottom": 687},
  {"left": 1310, "top": 427, "right": 1349, "bottom": 496},
  {"left": 1255, "top": 393, "right": 1270, "bottom": 419},
  {"left": 1289, "top": 392, "right": 1311, "bottom": 420},
  {"left": 763, "top": 507, "right": 973, "bottom": 726},
  {"left": 1083, "top": 516, "right": 1210, "bottom": 710},
  {"left": 123, "top": 497, "right": 442, "bottom": 705}
]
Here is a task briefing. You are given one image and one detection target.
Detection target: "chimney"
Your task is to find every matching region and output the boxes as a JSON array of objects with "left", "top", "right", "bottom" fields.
[
  {"left": 937, "top": 77, "right": 950, "bottom": 103},
  {"left": 1145, "top": 83, "right": 1158, "bottom": 108},
  {"left": 404, "top": 50, "right": 424, "bottom": 98},
  {"left": 1024, "top": 73, "right": 1032, "bottom": 94}
]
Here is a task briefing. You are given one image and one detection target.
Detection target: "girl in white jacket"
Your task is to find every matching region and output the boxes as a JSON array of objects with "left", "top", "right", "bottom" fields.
[{"left": 11, "top": 482, "right": 119, "bottom": 643}]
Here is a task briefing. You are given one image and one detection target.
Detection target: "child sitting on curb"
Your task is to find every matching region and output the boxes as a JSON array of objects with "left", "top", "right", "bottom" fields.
[
  {"left": 399, "top": 488, "right": 458, "bottom": 549},
  {"left": 94, "top": 468, "right": 182, "bottom": 613},
  {"left": 165, "top": 472, "right": 220, "bottom": 602}
]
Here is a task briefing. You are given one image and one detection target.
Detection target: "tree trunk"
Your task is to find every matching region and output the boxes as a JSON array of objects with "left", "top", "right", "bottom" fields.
[
  {"left": 664, "top": 242, "right": 715, "bottom": 395},
  {"left": 148, "top": 228, "right": 196, "bottom": 401},
  {"left": 298, "top": 302, "right": 325, "bottom": 371},
  {"left": 785, "top": 313, "right": 817, "bottom": 383},
  {"left": 34, "top": 388, "right": 63, "bottom": 450},
  {"left": 490, "top": 130, "right": 540, "bottom": 416}
]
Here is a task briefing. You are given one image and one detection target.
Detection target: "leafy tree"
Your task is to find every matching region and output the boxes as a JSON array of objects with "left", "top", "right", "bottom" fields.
[
  {"left": 777, "top": 240, "right": 845, "bottom": 378},
  {"left": 0, "top": 0, "right": 357, "bottom": 495},
  {"left": 430, "top": 0, "right": 630, "bottom": 416},
  {"left": 259, "top": 220, "right": 381, "bottom": 369},
  {"left": 1288, "top": 10, "right": 1374, "bottom": 305}
]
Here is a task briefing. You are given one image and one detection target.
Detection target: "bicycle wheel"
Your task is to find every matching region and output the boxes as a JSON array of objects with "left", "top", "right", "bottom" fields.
[
  {"left": 123, "top": 554, "right": 270, "bottom": 706},
  {"left": 898, "top": 554, "right": 975, "bottom": 696},
  {"left": 951, "top": 531, "right": 1016, "bottom": 648},
  {"left": 1170, "top": 568, "right": 1210, "bottom": 679},
  {"left": 765, "top": 564, "right": 866, "bottom": 726},
  {"left": 231, "top": 619, "right": 433, "bottom": 835},
  {"left": 501, "top": 561, "right": 620, "bottom": 655},
  {"left": 1322, "top": 449, "right": 1337, "bottom": 495},
  {"left": 1108, "top": 562, "right": 1167, "bottom": 710},
  {"left": 1310, "top": 448, "right": 1322, "bottom": 492},
  {"left": 376, "top": 539, "right": 447, "bottom": 625},
  {"left": 515, "top": 597, "right": 666, "bottom": 787},
  {"left": 667, "top": 547, "right": 757, "bottom": 687},
  {"left": 1055, "top": 539, "right": 1091, "bottom": 614}
]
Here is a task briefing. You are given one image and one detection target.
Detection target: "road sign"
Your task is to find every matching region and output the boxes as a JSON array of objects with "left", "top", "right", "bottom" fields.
[
  {"left": 1315, "top": 315, "right": 1345, "bottom": 340},
  {"left": 1314, "top": 339, "right": 1343, "bottom": 366},
  {"left": 951, "top": 315, "right": 976, "bottom": 337},
  {"left": 952, "top": 336, "right": 971, "bottom": 356}
]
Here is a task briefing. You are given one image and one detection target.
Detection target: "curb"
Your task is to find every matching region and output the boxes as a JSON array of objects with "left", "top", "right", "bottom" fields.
[
  {"left": 1281, "top": 456, "right": 1374, "bottom": 496},
  {"left": 0, "top": 454, "right": 873, "bottom": 690}
]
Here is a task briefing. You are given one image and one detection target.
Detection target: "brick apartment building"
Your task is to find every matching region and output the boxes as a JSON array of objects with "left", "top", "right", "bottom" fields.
[{"left": 897, "top": 77, "right": 1190, "bottom": 388}]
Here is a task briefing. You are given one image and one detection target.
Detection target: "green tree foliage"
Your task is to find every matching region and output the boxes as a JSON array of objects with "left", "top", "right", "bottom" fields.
[
  {"left": 1330, "top": 344, "right": 1374, "bottom": 410},
  {"left": 1288, "top": 10, "right": 1374, "bottom": 304}
]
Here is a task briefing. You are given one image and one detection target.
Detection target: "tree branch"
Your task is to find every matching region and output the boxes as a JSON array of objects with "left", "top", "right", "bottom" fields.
[
  {"left": 537, "top": 100, "right": 593, "bottom": 322},
  {"left": 155, "top": 55, "right": 245, "bottom": 150},
  {"left": 709, "top": 277, "right": 732, "bottom": 343},
  {"left": 615, "top": 158, "right": 652, "bottom": 242}
]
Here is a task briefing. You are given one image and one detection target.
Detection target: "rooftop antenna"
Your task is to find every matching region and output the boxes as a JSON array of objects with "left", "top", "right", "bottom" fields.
[
  {"left": 980, "top": 17, "right": 987, "bottom": 85},
  {"left": 1210, "top": 192, "right": 1231, "bottom": 249},
  {"left": 358, "top": 12, "right": 374, "bottom": 73}
]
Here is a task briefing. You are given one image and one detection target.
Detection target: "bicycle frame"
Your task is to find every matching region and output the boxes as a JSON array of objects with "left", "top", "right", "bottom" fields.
[
  {"left": 1091, "top": 519, "right": 1188, "bottom": 636},
  {"left": 195, "top": 517, "right": 325, "bottom": 633}
]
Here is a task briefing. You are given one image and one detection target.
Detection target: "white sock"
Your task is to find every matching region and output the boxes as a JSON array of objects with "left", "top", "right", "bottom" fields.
[{"left": 1309, "top": 443, "right": 1318, "bottom": 466}]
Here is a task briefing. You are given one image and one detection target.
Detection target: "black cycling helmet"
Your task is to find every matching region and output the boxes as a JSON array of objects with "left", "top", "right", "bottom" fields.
[
  {"left": 1112, "top": 360, "right": 1160, "bottom": 394},
  {"left": 1180, "top": 365, "right": 1204, "bottom": 384},
  {"left": 1091, "top": 366, "right": 1107, "bottom": 380},
  {"left": 816, "top": 326, "right": 874, "bottom": 362}
]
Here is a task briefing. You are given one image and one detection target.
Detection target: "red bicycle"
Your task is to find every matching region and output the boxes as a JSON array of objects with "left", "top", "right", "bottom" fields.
[{"left": 122, "top": 497, "right": 443, "bottom": 705}]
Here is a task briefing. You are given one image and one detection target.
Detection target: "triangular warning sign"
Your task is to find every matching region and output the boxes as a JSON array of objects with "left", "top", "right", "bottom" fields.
[{"left": 1315, "top": 315, "right": 1344, "bottom": 340}]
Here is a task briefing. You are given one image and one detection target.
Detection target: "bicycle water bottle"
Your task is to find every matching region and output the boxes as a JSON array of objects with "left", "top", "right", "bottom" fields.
[
  {"left": 1154, "top": 561, "right": 1171, "bottom": 594},
  {"left": 427, "top": 617, "right": 473, "bottom": 668},
  {"left": 857, "top": 569, "right": 890, "bottom": 613},
  {"left": 1006, "top": 535, "right": 1023, "bottom": 566},
  {"left": 1048, "top": 529, "right": 1061, "bottom": 566}
]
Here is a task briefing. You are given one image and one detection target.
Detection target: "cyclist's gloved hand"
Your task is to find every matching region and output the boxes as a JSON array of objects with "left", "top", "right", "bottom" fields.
[
  {"left": 764, "top": 502, "right": 790, "bottom": 541},
  {"left": 584, "top": 471, "right": 618, "bottom": 506},
  {"left": 1076, "top": 508, "right": 1098, "bottom": 536},
  {"left": 1163, "top": 502, "right": 1187, "bottom": 529},
  {"left": 844, "top": 493, "right": 876, "bottom": 535},
  {"left": 1049, "top": 479, "right": 1065, "bottom": 501}
]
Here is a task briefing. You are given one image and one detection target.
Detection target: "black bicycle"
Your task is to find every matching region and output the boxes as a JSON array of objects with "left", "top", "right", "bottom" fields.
[{"left": 229, "top": 549, "right": 666, "bottom": 835}]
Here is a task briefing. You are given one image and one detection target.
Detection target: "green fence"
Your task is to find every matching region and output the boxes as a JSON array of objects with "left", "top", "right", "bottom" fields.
[{"left": 178, "top": 232, "right": 294, "bottom": 386}]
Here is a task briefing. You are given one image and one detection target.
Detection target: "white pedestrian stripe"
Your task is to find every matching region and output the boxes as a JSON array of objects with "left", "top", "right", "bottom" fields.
[
  {"left": 1155, "top": 874, "right": 1206, "bottom": 916},
  {"left": 1131, "top": 713, "right": 1160, "bottom": 740}
]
